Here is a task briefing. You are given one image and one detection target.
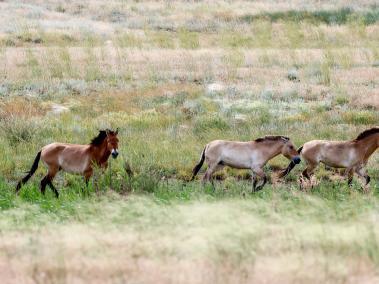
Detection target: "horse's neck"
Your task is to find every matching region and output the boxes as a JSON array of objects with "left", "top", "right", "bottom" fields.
[
  {"left": 357, "top": 136, "right": 378, "bottom": 160},
  {"left": 91, "top": 143, "right": 110, "bottom": 165},
  {"left": 262, "top": 141, "right": 283, "bottom": 160}
]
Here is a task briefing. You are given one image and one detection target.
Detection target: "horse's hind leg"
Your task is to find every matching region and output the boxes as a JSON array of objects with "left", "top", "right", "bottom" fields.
[
  {"left": 48, "top": 180, "right": 59, "bottom": 198},
  {"left": 202, "top": 163, "right": 222, "bottom": 188},
  {"left": 41, "top": 166, "right": 59, "bottom": 198},
  {"left": 252, "top": 168, "right": 267, "bottom": 192},
  {"left": 40, "top": 175, "right": 49, "bottom": 195},
  {"left": 300, "top": 163, "right": 316, "bottom": 190}
]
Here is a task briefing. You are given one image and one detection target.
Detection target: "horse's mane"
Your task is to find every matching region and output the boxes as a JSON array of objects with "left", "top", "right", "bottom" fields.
[
  {"left": 255, "top": 135, "right": 289, "bottom": 143},
  {"left": 354, "top": 127, "right": 379, "bottom": 141},
  {"left": 90, "top": 129, "right": 117, "bottom": 146},
  {"left": 90, "top": 131, "right": 107, "bottom": 146}
]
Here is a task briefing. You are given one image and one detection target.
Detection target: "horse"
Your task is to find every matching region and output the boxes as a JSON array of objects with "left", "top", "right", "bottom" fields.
[
  {"left": 191, "top": 135, "right": 301, "bottom": 191},
  {"left": 279, "top": 127, "right": 379, "bottom": 188},
  {"left": 16, "top": 129, "right": 119, "bottom": 197}
]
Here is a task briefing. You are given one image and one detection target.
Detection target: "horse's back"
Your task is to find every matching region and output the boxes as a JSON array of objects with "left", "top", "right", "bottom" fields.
[
  {"left": 42, "top": 143, "right": 89, "bottom": 155},
  {"left": 206, "top": 140, "right": 252, "bottom": 153},
  {"left": 207, "top": 139, "right": 251, "bottom": 148},
  {"left": 303, "top": 140, "right": 353, "bottom": 152}
]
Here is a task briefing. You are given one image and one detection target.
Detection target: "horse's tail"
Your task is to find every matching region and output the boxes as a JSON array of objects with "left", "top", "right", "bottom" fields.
[
  {"left": 16, "top": 151, "right": 41, "bottom": 193},
  {"left": 278, "top": 146, "right": 303, "bottom": 178},
  {"left": 191, "top": 146, "right": 206, "bottom": 181}
]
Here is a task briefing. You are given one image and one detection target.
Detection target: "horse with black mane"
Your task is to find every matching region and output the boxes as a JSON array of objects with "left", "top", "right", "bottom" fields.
[
  {"left": 279, "top": 127, "right": 379, "bottom": 188},
  {"left": 16, "top": 129, "right": 119, "bottom": 197},
  {"left": 191, "top": 135, "right": 301, "bottom": 191}
]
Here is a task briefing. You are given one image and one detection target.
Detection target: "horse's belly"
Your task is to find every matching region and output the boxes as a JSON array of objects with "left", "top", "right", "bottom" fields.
[
  {"left": 221, "top": 155, "right": 253, "bottom": 169},
  {"left": 59, "top": 156, "right": 89, "bottom": 174}
]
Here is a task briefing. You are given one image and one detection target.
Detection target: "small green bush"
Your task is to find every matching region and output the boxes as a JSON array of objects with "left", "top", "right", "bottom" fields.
[
  {"left": 342, "top": 111, "right": 378, "bottom": 125},
  {"left": 193, "top": 115, "right": 230, "bottom": 135},
  {"left": 0, "top": 116, "right": 38, "bottom": 144}
]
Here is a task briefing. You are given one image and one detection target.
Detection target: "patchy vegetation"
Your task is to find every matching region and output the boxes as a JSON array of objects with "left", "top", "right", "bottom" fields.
[
  {"left": 241, "top": 6, "right": 379, "bottom": 25},
  {"left": 0, "top": 0, "right": 378, "bottom": 283}
]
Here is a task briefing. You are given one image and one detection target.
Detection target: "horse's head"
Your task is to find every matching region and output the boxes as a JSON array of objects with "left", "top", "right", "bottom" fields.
[
  {"left": 106, "top": 129, "right": 119, "bottom": 159},
  {"left": 281, "top": 137, "right": 301, "bottom": 164}
]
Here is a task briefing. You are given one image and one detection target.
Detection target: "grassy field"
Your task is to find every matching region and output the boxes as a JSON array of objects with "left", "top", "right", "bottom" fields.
[{"left": 0, "top": 0, "right": 378, "bottom": 283}]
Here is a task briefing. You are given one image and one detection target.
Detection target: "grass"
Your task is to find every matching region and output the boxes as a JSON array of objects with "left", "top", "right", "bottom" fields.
[
  {"left": 1, "top": 176, "right": 379, "bottom": 283},
  {"left": 0, "top": 0, "right": 378, "bottom": 283},
  {"left": 240, "top": 7, "right": 379, "bottom": 25}
]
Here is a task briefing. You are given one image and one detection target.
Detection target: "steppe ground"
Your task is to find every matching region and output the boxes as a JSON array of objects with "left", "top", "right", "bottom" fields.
[{"left": 0, "top": 0, "right": 378, "bottom": 283}]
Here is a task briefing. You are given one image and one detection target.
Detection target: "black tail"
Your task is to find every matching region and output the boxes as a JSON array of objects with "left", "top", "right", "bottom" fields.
[
  {"left": 191, "top": 147, "right": 206, "bottom": 181},
  {"left": 278, "top": 146, "right": 303, "bottom": 178},
  {"left": 16, "top": 151, "right": 41, "bottom": 193}
]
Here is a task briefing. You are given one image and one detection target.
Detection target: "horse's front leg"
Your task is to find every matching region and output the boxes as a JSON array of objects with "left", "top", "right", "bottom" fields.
[
  {"left": 355, "top": 166, "right": 371, "bottom": 189},
  {"left": 251, "top": 171, "right": 257, "bottom": 193},
  {"left": 252, "top": 168, "right": 267, "bottom": 192},
  {"left": 344, "top": 168, "right": 354, "bottom": 186},
  {"left": 83, "top": 168, "right": 93, "bottom": 190}
]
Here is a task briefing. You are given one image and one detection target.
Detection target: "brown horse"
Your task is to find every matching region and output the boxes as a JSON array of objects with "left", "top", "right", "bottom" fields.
[
  {"left": 16, "top": 129, "right": 119, "bottom": 197},
  {"left": 191, "top": 136, "right": 301, "bottom": 191},
  {"left": 280, "top": 127, "right": 379, "bottom": 187}
]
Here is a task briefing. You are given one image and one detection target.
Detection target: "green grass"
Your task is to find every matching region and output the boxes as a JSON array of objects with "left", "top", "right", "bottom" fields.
[
  {"left": 240, "top": 7, "right": 379, "bottom": 25},
  {"left": 1, "top": 174, "right": 378, "bottom": 225}
]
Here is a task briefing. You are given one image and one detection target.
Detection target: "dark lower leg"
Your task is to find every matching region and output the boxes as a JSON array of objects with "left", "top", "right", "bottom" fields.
[
  {"left": 302, "top": 169, "right": 310, "bottom": 180},
  {"left": 83, "top": 170, "right": 93, "bottom": 194},
  {"left": 84, "top": 176, "right": 90, "bottom": 190},
  {"left": 40, "top": 176, "right": 48, "bottom": 195},
  {"left": 355, "top": 167, "right": 370, "bottom": 187},
  {"left": 348, "top": 176, "right": 353, "bottom": 186},
  {"left": 255, "top": 176, "right": 267, "bottom": 192},
  {"left": 301, "top": 168, "right": 314, "bottom": 189},
  {"left": 365, "top": 175, "right": 371, "bottom": 185},
  {"left": 252, "top": 176, "right": 258, "bottom": 192},
  {"left": 345, "top": 168, "right": 354, "bottom": 186},
  {"left": 47, "top": 180, "right": 59, "bottom": 198}
]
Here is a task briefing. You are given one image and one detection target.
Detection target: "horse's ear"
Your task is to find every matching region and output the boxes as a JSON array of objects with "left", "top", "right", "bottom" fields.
[
  {"left": 115, "top": 128, "right": 119, "bottom": 135},
  {"left": 105, "top": 129, "right": 110, "bottom": 136}
]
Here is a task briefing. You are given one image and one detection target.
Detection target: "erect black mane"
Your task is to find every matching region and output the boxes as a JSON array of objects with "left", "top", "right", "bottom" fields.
[
  {"left": 355, "top": 127, "right": 379, "bottom": 141},
  {"left": 255, "top": 135, "right": 289, "bottom": 143},
  {"left": 90, "top": 130, "right": 107, "bottom": 146}
]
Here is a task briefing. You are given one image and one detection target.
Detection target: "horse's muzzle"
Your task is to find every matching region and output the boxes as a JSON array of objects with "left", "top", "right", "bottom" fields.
[
  {"left": 292, "top": 156, "right": 301, "bottom": 164},
  {"left": 111, "top": 150, "right": 119, "bottom": 159}
]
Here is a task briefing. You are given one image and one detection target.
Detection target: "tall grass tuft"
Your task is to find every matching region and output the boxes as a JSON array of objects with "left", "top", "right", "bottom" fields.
[{"left": 0, "top": 115, "right": 38, "bottom": 144}]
